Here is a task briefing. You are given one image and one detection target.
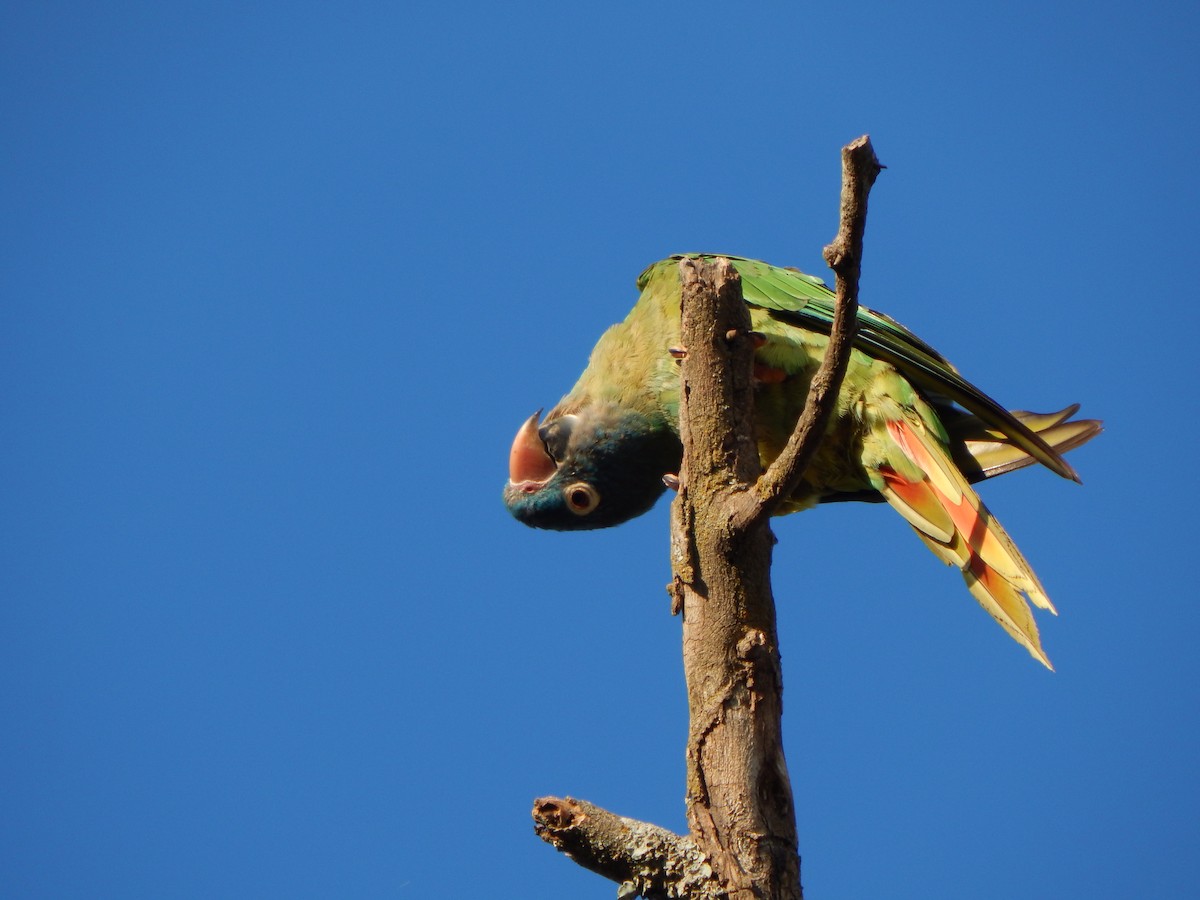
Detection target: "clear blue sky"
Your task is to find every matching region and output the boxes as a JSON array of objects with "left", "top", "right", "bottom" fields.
[{"left": 3, "top": 2, "right": 1196, "bottom": 897}]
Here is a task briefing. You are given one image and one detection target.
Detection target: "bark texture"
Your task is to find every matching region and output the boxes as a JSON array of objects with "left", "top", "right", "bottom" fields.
[
  {"left": 532, "top": 797, "right": 722, "bottom": 899},
  {"left": 668, "top": 256, "right": 801, "bottom": 900}
]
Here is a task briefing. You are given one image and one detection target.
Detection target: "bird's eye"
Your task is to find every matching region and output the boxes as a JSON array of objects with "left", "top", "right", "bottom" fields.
[{"left": 563, "top": 482, "right": 600, "bottom": 515}]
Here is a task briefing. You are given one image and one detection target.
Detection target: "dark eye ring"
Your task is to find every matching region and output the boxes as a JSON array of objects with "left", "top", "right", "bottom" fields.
[{"left": 563, "top": 482, "right": 600, "bottom": 515}]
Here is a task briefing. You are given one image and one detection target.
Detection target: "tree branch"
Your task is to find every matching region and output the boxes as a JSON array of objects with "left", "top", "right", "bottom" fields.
[
  {"left": 532, "top": 797, "right": 722, "bottom": 899},
  {"left": 529, "top": 136, "right": 882, "bottom": 899},
  {"left": 670, "top": 257, "right": 801, "bottom": 900},
  {"left": 730, "top": 134, "right": 883, "bottom": 530},
  {"left": 666, "top": 136, "right": 881, "bottom": 898}
]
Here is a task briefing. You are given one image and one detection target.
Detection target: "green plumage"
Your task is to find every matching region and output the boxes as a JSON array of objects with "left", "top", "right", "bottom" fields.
[{"left": 504, "top": 255, "right": 1100, "bottom": 666}]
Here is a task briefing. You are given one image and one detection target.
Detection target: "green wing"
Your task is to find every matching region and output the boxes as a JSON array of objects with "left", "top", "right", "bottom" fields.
[{"left": 649, "top": 254, "right": 1081, "bottom": 483}]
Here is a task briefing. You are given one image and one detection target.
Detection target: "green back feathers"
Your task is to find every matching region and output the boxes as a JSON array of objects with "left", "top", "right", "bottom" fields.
[{"left": 641, "top": 255, "right": 1081, "bottom": 483}]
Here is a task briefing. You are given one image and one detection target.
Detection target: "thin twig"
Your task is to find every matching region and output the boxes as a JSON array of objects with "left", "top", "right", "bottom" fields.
[{"left": 730, "top": 135, "right": 883, "bottom": 530}]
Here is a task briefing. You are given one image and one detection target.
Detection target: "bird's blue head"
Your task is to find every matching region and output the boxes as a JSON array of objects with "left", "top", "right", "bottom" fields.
[{"left": 503, "top": 406, "right": 682, "bottom": 531}]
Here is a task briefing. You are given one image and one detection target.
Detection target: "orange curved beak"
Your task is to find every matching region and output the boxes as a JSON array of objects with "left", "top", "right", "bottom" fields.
[{"left": 508, "top": 411, "right": 557, "bottom": 486}]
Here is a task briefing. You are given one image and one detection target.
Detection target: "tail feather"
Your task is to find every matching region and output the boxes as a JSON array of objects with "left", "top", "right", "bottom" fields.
[
  {"left": 910, "top": 528, "right": 1050, "bottom": 669},
  {"left": 950, "top": 404, "right": 1103, "bottom": 482},
  {"left": 876, "top": 417, "right": 1057, "bottom": 669},
  {"left": 821, "top": 403, "right": 1101, "bottom": 506}
]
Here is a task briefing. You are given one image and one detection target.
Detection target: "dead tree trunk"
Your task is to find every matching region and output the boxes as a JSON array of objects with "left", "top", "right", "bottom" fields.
[{"left": 533, "top": 136, "right": 883, "bottom": 899}]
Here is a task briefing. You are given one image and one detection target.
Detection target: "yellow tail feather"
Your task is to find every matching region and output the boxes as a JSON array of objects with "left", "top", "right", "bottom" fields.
[
  {"left": 955, "top": 404, "right": 1103, "bottom": 481},
  {"left": 877, "top": 417, "right": 1057, "bottom": 669}
]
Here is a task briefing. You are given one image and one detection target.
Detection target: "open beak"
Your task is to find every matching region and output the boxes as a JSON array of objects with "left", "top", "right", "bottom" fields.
[{"left": 508, "top": 411, "right": 557, "bottom": 489}]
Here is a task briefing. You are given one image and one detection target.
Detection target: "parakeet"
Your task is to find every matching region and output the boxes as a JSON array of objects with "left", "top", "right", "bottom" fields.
[{"left": 504, "top": 255, "right": 1100, "bottom": 667}]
